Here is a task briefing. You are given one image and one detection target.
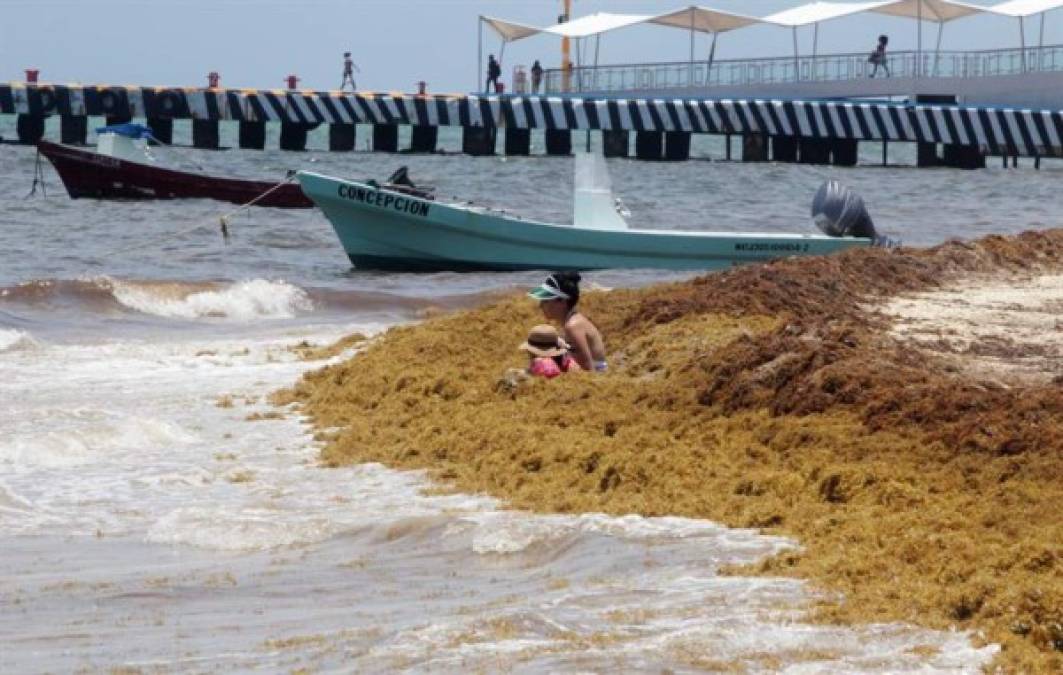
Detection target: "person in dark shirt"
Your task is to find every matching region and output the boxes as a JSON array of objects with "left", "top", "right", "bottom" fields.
[
  {"left": 530, "top": 60, "right": 544, "bottom": 94},
  {"left": 486, "top": 55, "right": 502, "bottom": 93},
  {"left": 868, "top": 35, "right": 890, "bottom": 78},
  {"left": 341, "top": 52, "right": 360, "bottom": 91}
]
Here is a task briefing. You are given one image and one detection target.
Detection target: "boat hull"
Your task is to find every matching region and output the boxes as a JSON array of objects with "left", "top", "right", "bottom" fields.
[
  {"left": 37, "top": 140, "right": 313, "bottom": 208},
  {"left": 297, "top": 170, "right": 872, "bottom": 272}
]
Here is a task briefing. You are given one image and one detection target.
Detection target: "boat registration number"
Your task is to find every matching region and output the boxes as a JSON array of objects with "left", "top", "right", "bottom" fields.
[{"left": 734, "top": 242, "right": 810, "bottom": 253}]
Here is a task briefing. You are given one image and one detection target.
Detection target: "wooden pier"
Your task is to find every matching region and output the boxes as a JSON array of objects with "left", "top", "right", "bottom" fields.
[{"left": 2, "top": 82, "right": 1060, "bottom": 168}]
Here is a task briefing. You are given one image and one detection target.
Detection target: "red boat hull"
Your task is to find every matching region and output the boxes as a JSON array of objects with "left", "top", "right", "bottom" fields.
[{"left": 36, "top": 140, "right": 314, "bottom": 208}]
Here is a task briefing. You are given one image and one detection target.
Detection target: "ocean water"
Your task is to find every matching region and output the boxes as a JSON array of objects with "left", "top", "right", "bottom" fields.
[{"left": 1, "top": 124, "right": 1048, "bottom": 671}]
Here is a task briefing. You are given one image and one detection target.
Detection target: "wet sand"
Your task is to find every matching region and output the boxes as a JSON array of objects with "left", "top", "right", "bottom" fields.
[{"left": 280, "top": 229, "right": 1063, "bottom": 672}]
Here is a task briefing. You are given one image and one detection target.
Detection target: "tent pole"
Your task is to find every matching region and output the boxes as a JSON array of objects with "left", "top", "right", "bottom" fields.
[
  {"left": 595, "top": 34, "right": 601, "bottom": 90},
  {"left": 707, "top": 32, "right": 718, "bottom": 84},
  {"left": 1040, "top": 11, "right": 1046, "bottom": 69},
  {"left": 793, "top": 26, "right": 799, "bottom": 81},
  {"left": 561, "top": 0, "right": 571, "bottom": 92},
  {"left": 1020, "top": 17, "right": 1027, "bottom": 73},
  {"left": 689, "top": 7, "right": 695, "bottom": 87},
  {"left": 934, "top": 23, "right": 943, "bottom": 77},
  {"left": 812, "top": 23, "right": 819, "bottom": 81},
  {"left": 917, "top": 0, "right": 923, "bottom": 78},
  {"left": 577, "top": 37, "right": 583, "bottom": 91}
]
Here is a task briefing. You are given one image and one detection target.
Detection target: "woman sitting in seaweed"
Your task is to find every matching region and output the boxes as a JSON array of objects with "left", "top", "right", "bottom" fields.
[{"left": 528, "top": 272, "right": 607, "bottom": 372}]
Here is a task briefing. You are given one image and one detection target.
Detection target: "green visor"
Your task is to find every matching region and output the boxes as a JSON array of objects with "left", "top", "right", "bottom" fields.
[{"left": 528, "top": 284, "right": 568, "bottom": 301}]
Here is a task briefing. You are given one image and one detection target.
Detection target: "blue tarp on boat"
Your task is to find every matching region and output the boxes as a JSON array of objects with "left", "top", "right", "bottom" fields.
[{"left": 95, "top": 123, "right": 155, "bottom": 140}]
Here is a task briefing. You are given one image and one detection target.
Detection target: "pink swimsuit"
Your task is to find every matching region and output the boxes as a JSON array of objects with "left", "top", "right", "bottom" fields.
[{"left": 529, "top": 355, "right": 578, "bottom": 379}]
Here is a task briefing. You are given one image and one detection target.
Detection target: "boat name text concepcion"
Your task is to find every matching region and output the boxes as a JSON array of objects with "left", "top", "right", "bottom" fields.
[{"left": 338, "top": 184, "right": 430, "bottom": 217}]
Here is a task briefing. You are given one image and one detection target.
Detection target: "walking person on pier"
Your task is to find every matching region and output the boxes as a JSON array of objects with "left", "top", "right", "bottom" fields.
[
  {"left": 868, "top": 35, "right": 890, "bottom": 78},
  {"left": 486, "top": 54, "right": 502, "bottom": 93},
  {"left": 530, "top": 60, "right": 543, "bottom": 94},
  {"left": 340, "top": 52, "right": 360, "bottom": 91}
]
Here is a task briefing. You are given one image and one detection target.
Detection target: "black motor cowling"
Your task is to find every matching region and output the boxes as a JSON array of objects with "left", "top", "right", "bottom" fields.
[
  {"left": 812, "top": 180, "right": 877, "bottom": 239},
  {"left": 387, "top": 166, "right": 415, "bottom": 187}
]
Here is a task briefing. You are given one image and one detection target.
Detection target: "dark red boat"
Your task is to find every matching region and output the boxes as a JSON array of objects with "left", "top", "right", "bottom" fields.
[{"left": 36, "top": 140, "right": 313, "bottom": 208}]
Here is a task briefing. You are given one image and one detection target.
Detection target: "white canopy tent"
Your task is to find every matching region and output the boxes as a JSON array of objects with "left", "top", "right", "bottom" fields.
[
  {"left": 481, "top": 16, "right": 542, "bottom": 43},
  {"left": 869, "top": 0, "right": 989, "bottom": 75},
  {"left": 480, "top": 7, "right": 764, "bottom": 89},
  {"left": 762, "top": 1, "right": 898, "bottom": 77},
  {"left": 542, "top": 13, "right": 652, "bottom": 39},
  {"left": 480, "top": 12, "right": 653, "bottom": 85},
  {"left": 988, "top": 0, "right": 1063, "bottom": 69},
  {"left": 648, "top": 6, "right": 763, "bottom": 75},
  {"left": 480, "top": 1, "right": 1061, "bottom": 90},
  {"left": 541, "top": 12, "right": 656, "bottom": 72},
  {"left": 479, "top": 16, "right": 548, "bottom": 90}
]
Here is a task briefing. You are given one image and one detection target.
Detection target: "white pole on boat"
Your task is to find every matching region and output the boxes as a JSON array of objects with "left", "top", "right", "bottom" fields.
[
  {"left": 478, "top": 16, "right": 483, "bottom": 92},
  {"left": 792, "top": 26, "right": 800, "bottom": 80},
  {"left": 1019, "top": 17, "right": 1027, "bottom": 72}
]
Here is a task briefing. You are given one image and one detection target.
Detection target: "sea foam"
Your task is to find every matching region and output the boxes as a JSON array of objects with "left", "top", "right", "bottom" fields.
[
  {"left": 110, "top": 278, "right": 313, "bottom": 320},
  {"left": 0, "top": 328, "right": 37, "bottom": 352}
]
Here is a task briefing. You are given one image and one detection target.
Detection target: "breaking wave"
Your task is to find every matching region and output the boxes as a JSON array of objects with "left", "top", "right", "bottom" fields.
[
  {"left": 109, "top": 278, "right": 312, "bottom": 320},
  {"left": 0, "top": 328, "right": 37, "bottom": 352},
  {"left": 0, "top": 277, "right": 313, "bottom": 321}
]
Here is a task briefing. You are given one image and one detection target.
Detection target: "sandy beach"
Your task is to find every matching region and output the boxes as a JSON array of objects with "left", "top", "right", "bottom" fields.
[{"left": 281, "top": 228, "right": 1063, "bottom": 672}]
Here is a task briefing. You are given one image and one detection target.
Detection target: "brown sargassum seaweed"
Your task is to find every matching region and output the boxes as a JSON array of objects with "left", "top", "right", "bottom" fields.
[{"left": 277, "top": 229, "right": 1063, "bottom": 672}]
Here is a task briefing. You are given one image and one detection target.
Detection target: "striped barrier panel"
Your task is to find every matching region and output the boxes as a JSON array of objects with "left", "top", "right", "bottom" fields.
[{"left": 2, "top": 83, "right": 1061, "bottom": 156}]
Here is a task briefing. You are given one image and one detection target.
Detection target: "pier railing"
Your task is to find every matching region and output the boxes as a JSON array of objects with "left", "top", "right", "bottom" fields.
[{"left": 543, "top": 44, "right": 1063, "bottom": 94}]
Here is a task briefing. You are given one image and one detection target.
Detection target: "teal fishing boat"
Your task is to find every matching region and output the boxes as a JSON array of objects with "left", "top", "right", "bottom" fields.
[{"left": 297, "top": 154, "right": 875, "bottom": 272}]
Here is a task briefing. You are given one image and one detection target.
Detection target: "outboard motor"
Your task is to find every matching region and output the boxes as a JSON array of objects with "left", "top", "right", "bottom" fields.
[
  {"left": 811, "top": 180, "right": 877, "bottom": 239},
  {"left": 383, "top": 166, "right": 435, "bottom": 200},
  {"left": 386, "top": 166, "right": 415, "bottom": 188}
]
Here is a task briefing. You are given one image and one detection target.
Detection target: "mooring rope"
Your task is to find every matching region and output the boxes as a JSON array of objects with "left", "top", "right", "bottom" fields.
[
  {"left": 25, "top": 149, "right": 47, "bottom": 198},
  {"left": 98, "top": 172, "right": 298, "bottom": 258}
]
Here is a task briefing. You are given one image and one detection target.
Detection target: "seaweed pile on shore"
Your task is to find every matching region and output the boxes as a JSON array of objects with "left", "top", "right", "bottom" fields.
[{"left": 277, "top": 229, "right": 1063, "bottom": 671}]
